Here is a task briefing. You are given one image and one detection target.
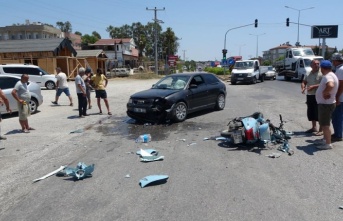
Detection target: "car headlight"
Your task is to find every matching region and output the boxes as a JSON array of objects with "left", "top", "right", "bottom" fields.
[{"left": 128, "top": 98, "right": 133, "bottom": 104}]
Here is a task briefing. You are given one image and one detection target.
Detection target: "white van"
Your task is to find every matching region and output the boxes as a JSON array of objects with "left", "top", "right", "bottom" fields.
[{"left": 0, "top": 64, "right": 56, "bottom": 89}]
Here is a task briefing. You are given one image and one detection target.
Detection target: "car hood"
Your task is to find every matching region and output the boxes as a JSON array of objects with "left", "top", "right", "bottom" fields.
[{"left": 130, "top": 89, "right": 178, "bottom": 99}]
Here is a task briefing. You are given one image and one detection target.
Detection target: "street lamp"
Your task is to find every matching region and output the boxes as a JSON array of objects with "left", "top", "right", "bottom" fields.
[
  {"left": 238, "top": 44, "right": 245, "bottom": 56},
  {"left": 285, "top": 6, "right": 315, "bottom": 46},
  {"left": 249, "top": 33, "right": 265, "bottom": 58}
]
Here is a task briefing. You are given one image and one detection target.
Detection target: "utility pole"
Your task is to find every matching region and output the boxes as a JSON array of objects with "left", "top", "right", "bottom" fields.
[
  {"left": 182, "top": 50, "right": 186, "bottom": 61},
  {"left": 146, "top": 7, "right": 165, "bottom": 75}
]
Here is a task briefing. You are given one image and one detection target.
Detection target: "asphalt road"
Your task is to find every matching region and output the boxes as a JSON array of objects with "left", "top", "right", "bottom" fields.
[{"left": 1, "top": 76, "right": 343, "bottom": 221}]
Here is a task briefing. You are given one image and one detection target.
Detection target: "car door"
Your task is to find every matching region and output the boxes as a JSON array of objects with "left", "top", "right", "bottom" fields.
[
  {"left": 23, "top": 67, "right": 43, "bottom": 86},
  {"left": 297, "top": 59, "right": 306, "bottom": 78},
  {"left": 187, "top": 75, "right": 209, "bottom": 110},
  {"left": 0, "top": 76, "right": 20, "bottom": 112},
  {"left": 202, "top": 74, "right": 220, "bottom": 105}
]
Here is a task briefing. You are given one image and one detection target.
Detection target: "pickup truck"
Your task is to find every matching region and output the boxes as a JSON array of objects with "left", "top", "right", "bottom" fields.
[
  {"left": 230, "top": 60, "right": 268, "bottom": 85},
  {"left": 275, "top": 47, "right": 323, "bottom": 81}
]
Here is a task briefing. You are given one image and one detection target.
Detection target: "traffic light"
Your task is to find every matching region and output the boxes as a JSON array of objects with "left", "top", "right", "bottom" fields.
[
  {"left": 254, "top": 19, "right": 258, "bottom": 28},
  {"left": 222, "top": 49, "right": 227, "bottom": 60},
  {"left": 286, "top": 18, "right": 289, "bottom": 27}
]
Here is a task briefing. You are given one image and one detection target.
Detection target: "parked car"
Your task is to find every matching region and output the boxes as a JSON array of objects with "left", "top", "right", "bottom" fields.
[
  {"left": 127, "top": 73, "right": 227, "bottom": 123},
  {"left": 0, "top": 75, "right": 43, "bottom": 114},
  {"left": 0, "top": 64, "right": 56, "bottom": 89},
  {"left": 265, "top": 66, "right": 276, "bottom": 80}
]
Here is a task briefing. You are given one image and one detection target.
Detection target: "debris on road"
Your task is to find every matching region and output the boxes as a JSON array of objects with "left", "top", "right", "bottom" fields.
[
  {"left": 70, "top": 129, "right": 84, "bottom": 134},
  {"left": 135, "top": 134, "right": 152, "bottom": 143},
  {"left": 138, "top": 149, "right": 164, "bottom": 162},
  {"left": 187, "top": 142, "right": 197, "bottom": 146},
  {"left": 139, "top": 175, "right": 169, "bottom": 188},
  {"left": 33, "top": 165, "right": 66, "bottom": 183},
  {"left": 136, "top": 149, "right": 158, "bottom": 156},
  {"left": 63, "top": 162, "right": 95, "bottom": 180},
  {"left": 266, "top": 153, "right": 282, "bottom": 158}
]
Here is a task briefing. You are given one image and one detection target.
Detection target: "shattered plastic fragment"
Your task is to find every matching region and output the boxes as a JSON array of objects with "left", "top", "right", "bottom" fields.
[
  {"left": 177, "top": 139, "right": 186, "bottom": 142},
  {"left": 64, "top": 162, "right": 95, "bottom": 180},
  {"left": 266, "top": 153, "right": 282, "bottom": 158},
  {"left": 139, "top": 175, "right": 169, "bottom": 188},
  {"left": 125, "top": 174, "right": 131, "bottom": 178},
  {"left": 70, "top": 129, "right": 84, "bottom": 134},
  {"left": 187, "top": 142, "right": 197, "bottom": 146},
  {"left": 138, "top": 149, "right": 164, "bottom": 162},
  {"left": 136, "top": 149, "right": 158, "bottom": 156}
]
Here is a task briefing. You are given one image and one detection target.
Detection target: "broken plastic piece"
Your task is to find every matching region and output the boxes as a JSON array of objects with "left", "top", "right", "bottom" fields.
[
  {"left": 70, "top": 129, "right": 84, "bottom": 134},
  {"left": 139, "top": 175, "right": 169, "bottom": 188},
  {"left": 187, "top": 142, "right": 197, "bottom": 146},
  {"left": 138, "top": 149, "right": 164, "bottom": 162},
  {"left": 125, "top": 174, "right": 130, "bottom": 178},
  {"left": 136, "top": 149, "right": 158, "bottom": 156},
  {"left": 177, "top": 139, "right": 186, "bottom": 142},
  {"left": 65, "top": 162, "right": 95, "bottom": 180},
  {"left": 140, "top": 155, "right": 164, "bottom": 162},
  {"left": 33, "top": 165, "right": 66, "bottom": 183},
  {"left": 266, "top": 153, "right": 282, "bottom": 158}
]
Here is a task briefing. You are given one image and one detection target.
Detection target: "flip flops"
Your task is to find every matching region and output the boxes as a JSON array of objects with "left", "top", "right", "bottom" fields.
[
  {"left": 305, "top": 128, "right": 317, "bottom": 133},
  {"left": 314, "top": 131, "right": 323, "bottom": 136}
]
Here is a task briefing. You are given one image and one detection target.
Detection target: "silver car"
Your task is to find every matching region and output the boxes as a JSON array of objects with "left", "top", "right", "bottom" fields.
[
  {"left": 0, "top": 75, "right": 43, "bottom": 114},
  {"left": 265, "top": 66, "right": 276, "bottom": 80}
]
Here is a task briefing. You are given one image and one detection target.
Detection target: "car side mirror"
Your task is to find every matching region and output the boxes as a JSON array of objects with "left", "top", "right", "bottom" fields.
[{"left": 189, "top": 84, "right": 197, "bottom": 89}]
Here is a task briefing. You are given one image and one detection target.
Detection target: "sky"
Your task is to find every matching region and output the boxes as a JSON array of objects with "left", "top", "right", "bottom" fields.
[{"left": 1, "top": 0, "right": 342, "bottom": 61}]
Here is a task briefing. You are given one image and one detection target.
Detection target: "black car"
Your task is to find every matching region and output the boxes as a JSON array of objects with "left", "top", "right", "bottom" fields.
[{"left": 127, "top": 73, "right": 227, "bottom": 123}]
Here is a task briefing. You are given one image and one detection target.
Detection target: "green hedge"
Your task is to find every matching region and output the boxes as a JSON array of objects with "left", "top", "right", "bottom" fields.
[{"left": 204, "top": 67, "right": 230, "bottom": 75}]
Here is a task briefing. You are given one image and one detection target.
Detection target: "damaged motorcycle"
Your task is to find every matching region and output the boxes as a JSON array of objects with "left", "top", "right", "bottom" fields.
[{"left": 220, "top": 112, "right": 293, "bottom": 154}]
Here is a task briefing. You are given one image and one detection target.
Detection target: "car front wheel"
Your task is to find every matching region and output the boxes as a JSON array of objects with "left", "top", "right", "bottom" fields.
[
  {"left": 29, "top": 98, "right": 38, "bottom": 114},
  {"left": 45, "top": 81, "right": 55, "bottom": 90},
  {"left": 173, "top": 102, "right": 187, "bottom": 122},
  {"left": 215, "top": 94, "right": 225, "bottom": 110}
]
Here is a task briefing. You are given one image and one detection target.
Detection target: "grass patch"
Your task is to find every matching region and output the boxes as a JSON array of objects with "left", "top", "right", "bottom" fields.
[{"left": 128, "top": 72, "right": 164, "bottom": 80}]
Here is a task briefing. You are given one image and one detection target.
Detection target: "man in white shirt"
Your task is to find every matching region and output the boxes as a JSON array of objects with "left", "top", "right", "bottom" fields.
[
  {"left": 331, "top": 53, "right": 343, "bottom": 142},
  {"left": 315, "top": 60, "right": 339, "bottom": 149},
  {"left": 52, "top": 67, "right": 73, "bottom": 106}
]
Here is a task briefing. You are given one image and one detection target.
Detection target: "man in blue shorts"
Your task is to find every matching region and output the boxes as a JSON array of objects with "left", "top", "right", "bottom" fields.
[{"left": 52, "top": 67, "right": 73, "bottom": 106}]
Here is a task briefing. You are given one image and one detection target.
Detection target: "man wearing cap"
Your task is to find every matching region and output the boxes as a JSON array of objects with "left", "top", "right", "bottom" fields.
[
  {"left": 331, "top": 53, "right": 343, "bottom": 142},
  {"left": 315, "top": 60, "right": 339, "bottom": 149}
]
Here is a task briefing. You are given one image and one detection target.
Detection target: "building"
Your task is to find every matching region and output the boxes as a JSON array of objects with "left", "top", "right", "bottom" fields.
[
  {"left": 0, "top": 20, "right": 62, "bottom": 41},
  {"left": 0, "top": 38, "right": 108, "bottom": 79},
  {"left": 87, "top": 38, "right": 138, "bottom": 70},
  {"left": 0, "top": 20, "right": 81, "bottom": 50}
]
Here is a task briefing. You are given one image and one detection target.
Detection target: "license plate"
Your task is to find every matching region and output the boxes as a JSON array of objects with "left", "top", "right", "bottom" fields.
[
  {"left": 134, "top": 108, "right": 146, "bottom": 113},
  {"left": 237, "top": 78, "right": 244, "bottom": 80}
]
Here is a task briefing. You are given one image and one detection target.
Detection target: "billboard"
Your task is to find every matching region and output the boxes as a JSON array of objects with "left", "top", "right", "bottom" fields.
[{"left": 311, "top": 25, "right": 338, "bottom": 38}]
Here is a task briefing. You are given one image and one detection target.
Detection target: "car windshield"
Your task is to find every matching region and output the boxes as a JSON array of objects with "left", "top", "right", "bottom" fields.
[
  {"left": 234, "top": 61, "right": 254, "bottom": 69},
  {"left": 152, "top": 75, "right": 191, "bottom": 90}
]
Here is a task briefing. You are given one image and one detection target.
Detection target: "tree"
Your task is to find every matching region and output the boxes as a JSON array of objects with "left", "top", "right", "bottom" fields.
[
  {"left": 81, "top": 34, "right": 98, "bottom": 44},
  {"left": 92, "top": 31, "right": 101, "bottom": 39},
  {"left": 262, "top": 60, "right": 271, "bottom": 66},
  {"left": 56, "top": 21, "right": 72, "bottom": 33},
  {"left": 75, "top": 31, "right": 82, "bottom": 36}
]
